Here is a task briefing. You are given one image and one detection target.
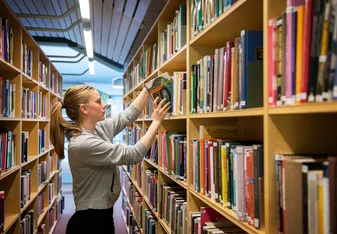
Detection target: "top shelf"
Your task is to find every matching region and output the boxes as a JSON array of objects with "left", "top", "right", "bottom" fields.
[
  {"left": 190, "top": 0, "right": 263, "bottom": 47},
  {"left": 268, "top": 102, "right": 337, "bottom": 115}
]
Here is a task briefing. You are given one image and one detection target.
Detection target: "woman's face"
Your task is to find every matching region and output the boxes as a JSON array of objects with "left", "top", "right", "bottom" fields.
[{"left": 85, "top": 90, "right": 107, "bottom": 122}]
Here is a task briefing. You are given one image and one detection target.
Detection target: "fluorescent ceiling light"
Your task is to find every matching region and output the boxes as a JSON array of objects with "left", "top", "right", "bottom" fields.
[
  {"left": 79, "top": 0, "right": 90, "bottom": 20},
  {"left": 112, "top": 78, "right": 123, "bottom": 89},
  {"left": 83, "top": 29, "right": 93, "bottom": 58},
  {"left": 88, "top": 60, "right": 95, "bottom": 76}
]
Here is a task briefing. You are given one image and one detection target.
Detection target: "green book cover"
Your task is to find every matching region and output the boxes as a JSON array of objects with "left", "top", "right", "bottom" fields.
[{"left": 145, "top": 72, "right": 173, "bottom": 113}]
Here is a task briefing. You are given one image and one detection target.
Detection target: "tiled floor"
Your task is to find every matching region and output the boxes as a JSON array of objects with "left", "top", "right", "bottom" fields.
[{"left": 53, "top": 187, "right": 127, "bottom": 234}]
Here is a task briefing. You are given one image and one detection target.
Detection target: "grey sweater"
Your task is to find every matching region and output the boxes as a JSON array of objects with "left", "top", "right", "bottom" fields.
[{"left": 68, "top": 104, "right": 147, "bottom": 211}]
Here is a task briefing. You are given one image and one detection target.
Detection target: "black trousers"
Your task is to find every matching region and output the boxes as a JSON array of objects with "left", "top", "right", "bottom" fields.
[{"left": 66, "top": 206, "right": 115, "bottom": 234}]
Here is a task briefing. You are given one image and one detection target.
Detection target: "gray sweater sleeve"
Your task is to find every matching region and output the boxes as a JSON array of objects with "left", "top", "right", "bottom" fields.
[
  {"left": 71, "top": 135, "right": 148, "bottom": 166},
  {"left": 98, "top": 104, "right": 141, "bottom": 139}
]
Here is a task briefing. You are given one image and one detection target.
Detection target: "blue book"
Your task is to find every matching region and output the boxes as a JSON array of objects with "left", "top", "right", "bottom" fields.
[{"left": 240, "top": 30, "right": 263, "bottom": 109}]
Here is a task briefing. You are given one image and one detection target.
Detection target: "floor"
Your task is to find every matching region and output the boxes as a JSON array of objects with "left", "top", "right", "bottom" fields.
[{"left": 54, "top": 187, "right": 127, "bottom": 234}]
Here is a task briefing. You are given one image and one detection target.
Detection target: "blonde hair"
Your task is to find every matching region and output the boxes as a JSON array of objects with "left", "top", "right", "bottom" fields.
[{"left": 50, "top": 85, "right": 96, "bottom": 160}]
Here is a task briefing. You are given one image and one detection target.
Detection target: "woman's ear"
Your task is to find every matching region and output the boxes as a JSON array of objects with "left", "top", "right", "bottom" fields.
[{"left": 79, "top": 104, "right": 89, "bottom": 115}]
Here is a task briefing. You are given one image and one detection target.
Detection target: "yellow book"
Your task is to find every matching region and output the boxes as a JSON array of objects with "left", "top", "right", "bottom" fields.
[
  {"left": 296, "top": 5, "right": 305, "bottom": 104},
  {"left": 221, "top": 145, "right": 228, "bottom": 206}
]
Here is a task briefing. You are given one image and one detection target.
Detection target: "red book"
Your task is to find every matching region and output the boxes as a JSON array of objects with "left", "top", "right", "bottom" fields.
[
  {"left": 301, "top": 0, "right": 314, "bottom": 103},
  {"left": 200, "top": 207, "right": 232, "bottom": 233}
]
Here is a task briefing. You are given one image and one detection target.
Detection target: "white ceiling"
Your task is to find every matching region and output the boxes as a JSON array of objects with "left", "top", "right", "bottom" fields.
[{"left": 5, "top": 0, "right": 166, "bottom": 94}]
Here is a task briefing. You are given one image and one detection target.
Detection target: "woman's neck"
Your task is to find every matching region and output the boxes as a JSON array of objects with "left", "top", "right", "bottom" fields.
[{"left": 80, "top": 119, "right": 96, "bottom": 134}]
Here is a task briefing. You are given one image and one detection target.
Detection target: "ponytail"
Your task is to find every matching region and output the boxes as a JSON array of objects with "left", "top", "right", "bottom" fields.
[
  {"left": 50, "top": 85, "right": 96, "bottom": 159},
  {"left": 50, "top": 102, "right": 82, "bottom": 160}
]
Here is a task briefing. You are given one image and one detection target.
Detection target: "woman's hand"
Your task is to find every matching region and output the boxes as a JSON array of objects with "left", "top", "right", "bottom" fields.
[{"left": 152, "top": 97, "right": 170, "bottom": 124}]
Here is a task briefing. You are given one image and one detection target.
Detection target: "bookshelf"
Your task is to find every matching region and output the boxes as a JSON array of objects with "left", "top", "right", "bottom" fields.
[
  {"left": 0, "top": 1, "right": 64, "bottom": 233},
  {"left": 122, "top": 0, "right": 337, "bottom": 234}
]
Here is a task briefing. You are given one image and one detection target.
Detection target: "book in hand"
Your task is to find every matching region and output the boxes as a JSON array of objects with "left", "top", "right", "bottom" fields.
[{"left": 144, "top": 72, "right": 173, "bottom": 113}]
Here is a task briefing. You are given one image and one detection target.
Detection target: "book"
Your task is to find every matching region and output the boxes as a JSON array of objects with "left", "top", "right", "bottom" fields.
[{"left": 144, "top": 72, "right": 173, "bottom": 113}]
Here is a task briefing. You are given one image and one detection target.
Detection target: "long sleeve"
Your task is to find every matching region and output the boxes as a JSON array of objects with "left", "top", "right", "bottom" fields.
[
  {"left": 69, "top": 134, "right": 148, "bottom": 167},
  {"left": 98, "top": 104, "right": 141, "bottom": 139}
]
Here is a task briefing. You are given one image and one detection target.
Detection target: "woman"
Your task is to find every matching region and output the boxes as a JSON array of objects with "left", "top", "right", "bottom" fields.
[{"left": 50, "top": 85, "right": 170, "bottom": 234}]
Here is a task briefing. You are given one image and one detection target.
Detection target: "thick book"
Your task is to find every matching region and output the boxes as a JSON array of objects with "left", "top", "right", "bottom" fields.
[{"left": 144, "top": 72, "right": 173, "bottom": 113}]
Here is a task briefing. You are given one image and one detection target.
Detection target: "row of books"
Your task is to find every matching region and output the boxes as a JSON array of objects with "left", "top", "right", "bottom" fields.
[
  {"left": 0, "top": 127, "right": 15, "bottom": 173},
  {"left": 190, "top": 207, "right": 245, "bottom": 234},
  {"left": 38, "top": 161, "right": 48, "bottom": 187},
  {"left": 190, "top": 0, "right": 237, "bottom": 39},
  {"left": 22, "top": 43, "right": 33, "bottom": 77},
  {"left": 21, "top": 170, "right": 32, "bottom": 208},
  {"left": 121, "top": 192, "right": 142, "bottom": 234},
  {"left": 268, "top": 0, "right": 337, "bottom": 106},
  {"left": 159, "top": 184, "right": 187, "bottom": 234},
  {"left": 24, "top": 53, "right": 61, "bottom": 95},
  {"left": 123, "top": 42, "right": 158, "bottom": 94},
  {"left": 145, "top": 169, "right": 158, "bottom": 211},
  {"left": 122, "top": 186, "right": 143, "bottom": 234},
  {"left": 159, "top": 4, "right": 186, "bottom": 65},
  {"left": 38, "top": 93, "right": 48, "bottom": 119},
  {"left": 0, "top": 18, "right": 13, "bottom": 64},
  {"left": 56, "top": 172, "right": 62, "bottom": 195},
  {"left": 124, "top": 64, "right": 141, "bottom": 95},
  {"left": 121, "top": 169, "right": 143, "bottom": 228},
  {"left": 39, "top": 129, "right": 46, "bottom": 154},
  {"left": 22, "top": 88, "right": 36, "bottom": 119},
  {"left": 49, "top": 73, "right": 58, "bottom": 94},
  {"left": 1, "top": 83, "right": 49, "bottom": 120},
  {"left": 37, "top": 192, "right": 45, "bottom": 219},
  {"left": 139, "top": 43, "right": 158, "bottom": 81},
  {"left": 123, "top": 3, "right": 186, "bottom": 96},
  {"left": 143, "top": 209, "right": 157, "bottom": 234},
  {"left": 128, "top": 126, "right": 141, "bottom": 146},
  {"left": 0, "top": 77, "right": 15, "bottom": 118},
  {"left": 48, "top": 181, "right": 54, "bottom": 205},
  {"left": 121, "top": 166, "right": 256, "bottom": 234},
  {"left": 38, "top": 62, "right": 49, "bottom": 88},
  {"left": 19, "top": 208, "right": 56, "bottom": 234},
  {"left": 56, "top": 195, "right": 64, "bottom": 221},
  {"left": 191, "top": 138, "right": 264, "bottom": 229},
  {"left": 190, "top": 30, "right": 263, "bottom": 113},
  {"left": 21, "top": 201, "right": 62, "bottom": 234},
  {"left": 145, "top": 136, "right": 158, "bottom": 165},
  {"left": 160, "top": 132, "right": 187, "bottom": 181},
  {"left": 275, "top": 154, "right": 337, "bottom": 234},
  {"left": 20, "top": 209, "right": 34, "bottom": 234},
  {"left": 48, "top": 207, "right": 55, "bottom": 231}
]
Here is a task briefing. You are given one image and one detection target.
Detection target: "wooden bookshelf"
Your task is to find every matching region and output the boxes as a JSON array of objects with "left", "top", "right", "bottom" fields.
[
  {"left": 0, "top": 1, "right": 63, "bottom": 233},
  {"left": 122, "top": 0, "right": 337, "bottom": 234}
]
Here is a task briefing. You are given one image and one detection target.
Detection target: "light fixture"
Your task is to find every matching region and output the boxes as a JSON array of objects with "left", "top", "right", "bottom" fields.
[
  {"left": 112, "top": 78, "right": 123, "bottom": 89},
  {"left": 83, "top": 29, "right": 93, "bottom": 58},
  {"left": 79, "top": 0, "right": 94, "bottom": 74},
  {"left": 88, "top": 59, "right": 95, "bottom": 76},
  {"left": 79, "top": 0, "right": 90, "bottom": 20}
]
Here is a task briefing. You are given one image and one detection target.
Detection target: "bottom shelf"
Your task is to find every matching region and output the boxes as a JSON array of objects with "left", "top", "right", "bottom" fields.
[{"left": 190, "top": 188, "right": 264, "bottom": 234}]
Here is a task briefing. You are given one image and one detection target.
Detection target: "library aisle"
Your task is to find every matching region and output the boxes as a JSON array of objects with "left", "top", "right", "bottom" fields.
[{"left": 53, "top": 188, "right": 127, "bottom": 234}]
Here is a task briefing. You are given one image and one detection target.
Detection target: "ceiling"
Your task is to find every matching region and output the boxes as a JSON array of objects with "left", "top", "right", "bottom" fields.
[{"left": 5, "top": 0, "right": 166, "bottom": 89}]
